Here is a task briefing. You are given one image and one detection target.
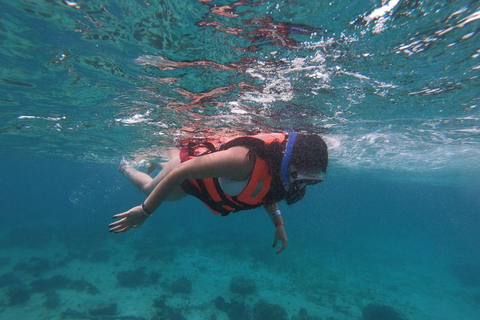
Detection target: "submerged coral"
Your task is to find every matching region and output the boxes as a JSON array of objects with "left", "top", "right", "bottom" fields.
[
  {"left": 0, "top": 272, "right": 21, "bottom": 288},
  {"left": 29, "top": 275, "right": 99, "bottom": 296},
  {"left": 6, "top": 285, "right": 31, "bottom": 306},
  {"left": 229, "top": 275, "right": 256, "bottom": 295},
  {"left": 116, "top": 266, "right": 160, "bottom": 288},
  {"left": 212, "top": 296, "right": 251, "bottom": 320},
  {"left": 362, "top": 303, "right": 407, "bottom": 320},
  {"left": 291, "top": 308, "right": 322, "bottom": 320},
  {"left": 152, "top": 307, "right": 186, "bottom": 320},
  {"left": 214, "top": 295, "right": 229, "bottom": 312},
  {"left": 153, "top": 294, "right": 168, "bottom": 309},
  {"left": 70, "top": 279, "right": 100, "bottom": 295},
  {"left": 62, "top": 308, "right": 146, "bottom": 320},
  {"left": 169, "top": 276, "right": 192, "bottom": 294},
  {"left": 13, "top": 257, "right": 55, "bottom": 276},
  {"left": 31, "top": 274, "right": 72, "bottom": 292},
  {"left": 88, "top": 302, "right": 117, "bottom": 316},
  {"left": 44, "top": 291, "right": 61, "bottom": 309},
  {"left": 253, "top": 300, "right": 288, "bottom": 320},
  {"left": 117, "top": 267, "right": 147, "bottom": 288},
  {"left": 228, "top": 298, "right": 251, "bottom": 320}
]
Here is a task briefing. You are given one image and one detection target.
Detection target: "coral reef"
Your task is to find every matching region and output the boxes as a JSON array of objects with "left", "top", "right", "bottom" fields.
[
  {"left": 213, "top": 296, "right": 251, "bottom": 320},
  {"left": 0, "top": 272, "right": 21, "bottom": 288},
  {"left": 152, "top": 307, "right": 186, "bottom": 320},
  {"left": 152, "top": 295, "right": 186, "bottom": 320},
  {"left": 253, "top": 300, "right": 288, "bottom": 320},
  {"left": 89, "top": 302, "right": 117, "bottom": 316},
  {"left": 292, "top": 308, "right": 322, "bottom": 320},
  {"left": 147, "top": 271, "right": 161, "bottom": 286},
  {"left": 13, "top": 257, "right": 55, "bottom": 276},
  {"left": 214, "top": 296, "right": 229, "bottom": 312},
  {"left": 228, "top": 298, "right": 251, "bottom": 320},
  {"left": 362, "top": 304, "right": 407, "bottom": 320},
  {"left": 70, "top": 279, "right": 100, "bottom": 294},
  {"left": 153, "top": 295, "right": 168, "bottom": 309},
  {"left": 62, "top": 308, "right": 146, "bottom": 320},
  {"left": 169, "top": 276, "right": 192, "bottom": 294},
  {"left": 65, "top": 250, "right": 89, "bottom": 263},
  {"left": 31, "top": 274, "right": 72, "bottom": 292},
  {"left": 6, "top": 285, "right": 31, "bottom": 306},
  {"left": 29, "top": 275, "right": 99, "bottom": 295},
  {"left": 116, "top": 266, "right": 160, "bottom": 288},
  {"left": 229, "top": 275, "right": 256, "bottom": 295},
  {"left": 44, "top": 291, "right": 61, "bottom": 309}
]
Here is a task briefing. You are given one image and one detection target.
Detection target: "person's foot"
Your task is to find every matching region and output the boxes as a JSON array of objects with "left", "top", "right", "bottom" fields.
[{"left": 119, "top": 157, "right": 131, "bottom": 174}]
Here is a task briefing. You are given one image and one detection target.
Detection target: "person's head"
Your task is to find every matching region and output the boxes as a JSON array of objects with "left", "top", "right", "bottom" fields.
[
  {"left": 290, "top": 133, "right": 328, "bottom": 175},
  {"left": 281, "top": 133, "right": 328, "bottom": 204}
]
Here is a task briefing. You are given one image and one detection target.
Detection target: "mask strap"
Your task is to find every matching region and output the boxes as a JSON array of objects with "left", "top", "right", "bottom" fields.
[{"left": 280, "top": 132, "right": 297, "bottom": 191}]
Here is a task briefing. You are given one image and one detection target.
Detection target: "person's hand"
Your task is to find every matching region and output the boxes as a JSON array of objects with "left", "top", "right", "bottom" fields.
[
  {"left": 273, "top": 225, "right": 288, "bottom": 254},
  {"left": 109, "top": 205, "right": 148, "bottom": 233}
]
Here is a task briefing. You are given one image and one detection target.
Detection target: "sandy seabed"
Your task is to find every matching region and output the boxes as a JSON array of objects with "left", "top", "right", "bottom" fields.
[{"left": 0, "top": 230, "right": 479, "bottom": 320}]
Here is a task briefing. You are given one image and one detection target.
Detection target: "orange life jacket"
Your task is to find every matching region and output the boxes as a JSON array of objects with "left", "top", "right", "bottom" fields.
[{"left": 180, "top": 133, "right": 287, "bottom": 215}]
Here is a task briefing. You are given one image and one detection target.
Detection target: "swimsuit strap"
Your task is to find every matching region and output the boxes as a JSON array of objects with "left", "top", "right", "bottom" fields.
[{"left": 280, "top": 132, "right": 297, "bottom": 190}]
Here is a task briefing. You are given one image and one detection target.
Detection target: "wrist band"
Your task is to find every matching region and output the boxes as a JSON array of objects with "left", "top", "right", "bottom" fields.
[
  {"left": 141, "top": 203, "right": 153, "bottom": 217},
  {"left": 269, "top": 210, "right": 281, "bottom": 219},
  {"left": 275, "top": 221, "right": 284, "bottom": 228}
]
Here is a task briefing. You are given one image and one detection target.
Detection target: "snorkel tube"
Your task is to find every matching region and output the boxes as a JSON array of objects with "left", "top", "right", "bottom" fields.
[{"left": 280, "top": 132, "right": 297, "bottom": 191}]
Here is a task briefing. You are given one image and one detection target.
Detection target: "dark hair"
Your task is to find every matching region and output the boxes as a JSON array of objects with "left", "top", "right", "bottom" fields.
[
  {"left": 224, "top": 133, "right": 328, "bottom": 204},
  {"left": 291, "top": 134, "right": 328, "bottom": 174}
]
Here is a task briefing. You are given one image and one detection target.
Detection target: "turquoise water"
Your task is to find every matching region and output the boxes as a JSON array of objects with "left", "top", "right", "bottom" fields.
[{"left": 1, "top": 1, "right": 479, "bottom": 319}]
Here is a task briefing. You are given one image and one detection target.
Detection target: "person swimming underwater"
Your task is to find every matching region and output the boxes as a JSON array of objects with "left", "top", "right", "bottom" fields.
[{"left": 110, "top": 132, "right": 328, "bottom": 254}]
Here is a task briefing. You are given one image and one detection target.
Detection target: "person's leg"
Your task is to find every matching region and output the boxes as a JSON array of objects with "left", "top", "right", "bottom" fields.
[
  {"left": 146, "top": 156, "right": 182, "bottom": 193},
  {"left": 120, "top": 156, "right": 186, "bottom": 200},
  {"left": 119, "top": 161, "right": 154, "bottom": 194}
]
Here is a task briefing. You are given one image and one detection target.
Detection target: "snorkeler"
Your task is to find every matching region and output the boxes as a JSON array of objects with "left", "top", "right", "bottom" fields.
[{"left": 110, "top": 132, "right": 328, "bottom": 254}]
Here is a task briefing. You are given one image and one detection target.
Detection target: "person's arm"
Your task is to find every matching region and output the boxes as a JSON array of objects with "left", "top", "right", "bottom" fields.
[
  {"left": 109, "top": 146, "right": 253, "bottom": 233},
  {"left": 264, "top": 202, "right": 288, "bottom": 254}
]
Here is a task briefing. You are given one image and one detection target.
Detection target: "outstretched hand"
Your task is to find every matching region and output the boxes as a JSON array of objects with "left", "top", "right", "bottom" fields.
[
  {"left": 273, "top": 225, "right": 288, "bottom": 254},
  {"left": 109, "top": 205, "right": 148, "bottom": 233}
]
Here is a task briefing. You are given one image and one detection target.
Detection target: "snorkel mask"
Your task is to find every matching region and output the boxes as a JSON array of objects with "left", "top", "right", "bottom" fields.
[{"left": 280, "top": 132, "right": 324, "bottom": 204}]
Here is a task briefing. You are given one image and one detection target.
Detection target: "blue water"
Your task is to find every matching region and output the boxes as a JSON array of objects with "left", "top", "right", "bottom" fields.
[{"left": 1, "top": 1, "right": 480, "bottom": 319}]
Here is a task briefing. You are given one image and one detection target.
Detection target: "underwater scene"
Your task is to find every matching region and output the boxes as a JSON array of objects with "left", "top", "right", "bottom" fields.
[{"left": 0, "top": 1, "right": 479, "bottom": 319}]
